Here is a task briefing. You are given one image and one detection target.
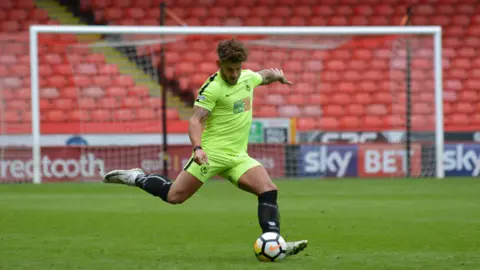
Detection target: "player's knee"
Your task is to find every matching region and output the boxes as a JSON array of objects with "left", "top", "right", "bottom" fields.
[
  {"left": 167, "top": 190, "right": 188, "bottom": 204},
  {"left": 257, "top": 182, "right": 277, "bottom": 195}
]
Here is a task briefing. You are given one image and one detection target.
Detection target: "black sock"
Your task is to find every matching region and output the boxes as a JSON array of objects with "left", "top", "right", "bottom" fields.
[
  {"left": 258, "top": 190, "right": 280, "bottom": 233},
  {"left": 135, "top": 174, "right": 172, "bottom": 202}
]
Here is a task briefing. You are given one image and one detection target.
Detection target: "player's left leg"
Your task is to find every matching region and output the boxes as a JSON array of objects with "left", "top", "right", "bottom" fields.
[{"left": 221, "top": 157, "right": 308, "bottom": 256}]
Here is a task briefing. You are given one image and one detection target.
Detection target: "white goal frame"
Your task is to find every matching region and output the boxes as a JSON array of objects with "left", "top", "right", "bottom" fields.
[{"left": 29, "top": 25, "right": 444, "bottom": 183}]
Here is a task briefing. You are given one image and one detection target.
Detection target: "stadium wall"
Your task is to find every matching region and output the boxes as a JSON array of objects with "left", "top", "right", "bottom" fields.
[{"left": 1, "top": 142, "right": 479, "bottom": 183}]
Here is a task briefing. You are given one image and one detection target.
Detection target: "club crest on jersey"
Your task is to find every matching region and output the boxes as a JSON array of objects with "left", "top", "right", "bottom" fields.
[
  {"left": 233, "top": 97, "right": 251, "bottom": 114},
  {"left": 246, "top": 84, "right": 251, "bottom": 91}
]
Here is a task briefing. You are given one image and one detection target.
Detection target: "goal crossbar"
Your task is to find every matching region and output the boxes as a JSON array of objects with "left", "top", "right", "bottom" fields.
[
  {"left": 28, "top": 25, "right": 444, "bottom": 183},
  {"left": 30, "top": 25, "right": 442, "bottom": 35}
]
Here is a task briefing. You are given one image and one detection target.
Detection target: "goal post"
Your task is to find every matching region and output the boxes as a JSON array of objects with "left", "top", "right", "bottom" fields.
[{"left": 28, "top": 25, "right": 444, "bottom": 184}]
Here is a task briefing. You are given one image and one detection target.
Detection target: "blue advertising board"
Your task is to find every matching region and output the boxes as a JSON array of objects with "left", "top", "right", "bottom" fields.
[
  {"left": 297, "top": 145, "right": 358, "bottom": 177},
  {"left": 444, "top": 144, "right": 480, "bottom": 177}
]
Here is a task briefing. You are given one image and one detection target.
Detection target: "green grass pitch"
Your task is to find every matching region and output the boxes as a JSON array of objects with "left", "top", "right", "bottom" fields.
[{"left": 1, "top": 178, "right": 479, "bottom": 270}]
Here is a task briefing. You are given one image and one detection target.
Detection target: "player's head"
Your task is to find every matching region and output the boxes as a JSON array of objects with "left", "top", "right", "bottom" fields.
[{"left": 216, "top": 38, "right": 248, "bottom": 85}]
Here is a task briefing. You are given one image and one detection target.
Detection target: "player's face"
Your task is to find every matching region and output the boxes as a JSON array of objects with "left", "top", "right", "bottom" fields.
[{"left": 217, "top": 60, "right": 242, "bottom": 85}]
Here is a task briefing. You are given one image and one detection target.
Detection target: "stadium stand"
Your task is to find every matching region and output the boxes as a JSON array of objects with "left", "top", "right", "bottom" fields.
[{"left": 1, "top": 0, "right": 479, "bottom": 133}]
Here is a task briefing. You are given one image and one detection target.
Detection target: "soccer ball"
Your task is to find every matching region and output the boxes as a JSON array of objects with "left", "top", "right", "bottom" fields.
[{"left": 253, "top": 232, "right": 287, "bottom": 262}]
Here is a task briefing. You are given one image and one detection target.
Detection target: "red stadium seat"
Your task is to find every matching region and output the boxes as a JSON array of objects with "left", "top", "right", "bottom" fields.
[
  {"left": 385, "top": 115, "right": 405, "bottom": 128},
  {"left": 1, "top": 89, "right": 14, "bottom": 100},
  {"left": 287, "top": 95, "right": 306, "bottom": 105},
  {"left": 324, "top": 105, "right": 345, "bottom": 117},
  {"left": 318, "top": 117, "right": 339, "bottom": 130},
  {"left": 7, "top": 100, "right": 28, "bottom": 110},
  {"left": 78, "top": 98, "right": 96, "bottom": 109},
  {"left": 455, "top": 102, "right": 475, "bottom": 114},
  {"left": 4, "top": 111, "right": 20, "bottom": 123},
  {"left": 122, "top": 96, "right": 143, "bottom": 109},
  {"left": 340, "top": 116, "right": 361, "bottom": 129},
  {"left": 308, "top": 94, "right": 325, "bottom": 105},
  {"left": 296, "top": 117, "right": 316, "bottom": 131},
  {"left": 47, "top": 110, "right": 67, "bottom": 122},
  {"left": 210, "top": 6, "right": 229, "bottom": 17},
  {"left": 115, "top": 109, "right": 135, "bottom": 121},
  {"left": 52, "top": 99, "right": 74, "bottom": 110},
  {"left": 9, "top": 9, "right": 29, "bottom": 20},
  {"left": 265, "top": 94, "right": 285, "bottom": 105},
  {"left": 106, "top": 86, "right": 127, "bottom": 97},
  {"left": 137, "top": 108, "right": 156, "bottom": 120},
  {"left": 363, "top": 116, "right": 384, "bottom": 128},
  {"left": 61, "top": 86, "right": 78, "bottom": 99},
  {"left": 39, "top": 99, "right": 52, "bottom": 110},
  {"left": 303, "top": 105, "right": 322, "bottom": 116},
  {"left": 255, "top": 106, "right": 277, "bottom": 117},
  {"left": 313, "top": 5, "right": 334, "bottom": 16},
  {"left": 278, "top": 105, "right": 301, "bottom": 117},
  {"left": 354, "top": 93, "right": 371, "bottom": 105},
  {"left": 91, "top": 109, "right": 112, "bottom": 121},
  {"left": 366, "top": 104, "right": 388, "bottom": 116},
  {"left": 81, "top": 86, "right": 105, "bottom": 98},
  {"left": 114, "top": 75, "right": 135, "bottom": 87},
  {"left": 104, "top": 8, "right": 123, "bottom": 21},
  {"left": 251, "top": 6, "right": 269, "bottom": 17},
  {"left": 166, "top": 109, "right": 179, "bottom": 120},
  {"left": 293, "top": 6, "right": 313, "bottom": 17},
  {"left": 450, "top": 114, "right": 470, "bottom": 126},
  {"left": 1, "top": 21, "right": 20, "bottom": 32},
  {"left": 99, "top": 97, "right": 117, "bottom": 109},
  {"left": 145, "top": 97, "right": 162, "bottom": 109},
  {"left": 69, "top": 110, "right": 90, "bottom": 121},
  {"left": 3, "top": 77, "right": 23, "bottom": 89},
  {"left": 231, "top": 6, "right": 250, "bottom": 17},
  {"left": 347, "top": 104, "right": 366, "bottom": 116},
  {"left": 92, "top": 76, "right": 112, "bottom": 88},
  {"left": 31, "top": 9, "right": 50, "bottom": 21},
  {"left": 14, "top": 87, "right": 30, "bottom": 100},
  {"left": 129, "top": 85, "right": 150, "bottom": 97}
]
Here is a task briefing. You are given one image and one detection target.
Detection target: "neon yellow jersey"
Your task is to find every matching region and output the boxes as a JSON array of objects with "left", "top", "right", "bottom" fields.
[{"left": 194, "top": 69, "right": 263, "bottom": 156}]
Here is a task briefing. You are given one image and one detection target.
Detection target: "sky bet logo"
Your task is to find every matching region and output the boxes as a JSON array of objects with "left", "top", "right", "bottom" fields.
[
  {"left": 444, "top": 144, "right": 480, "bottom": 176},
  {"left": 299, "top": 145, "right": 357, "bottom": 177}
]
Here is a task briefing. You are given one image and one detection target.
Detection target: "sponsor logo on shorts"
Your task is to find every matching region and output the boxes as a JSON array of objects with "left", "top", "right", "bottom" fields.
[{"left": 200, "top": 163, "right": 210, "bottom": 175}]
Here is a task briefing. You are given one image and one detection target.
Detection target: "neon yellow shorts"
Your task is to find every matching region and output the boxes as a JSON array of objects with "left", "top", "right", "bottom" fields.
[{"left": 184, "top": 152, "right": 261, "bottom": 186}]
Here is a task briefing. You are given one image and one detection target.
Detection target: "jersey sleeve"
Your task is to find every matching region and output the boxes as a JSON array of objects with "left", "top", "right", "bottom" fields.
[
  {"left": 248, "top": 69, "right": 263, "bottom": 87},
  {"left": 194, "top": 81, "right": 219, "bottom": 111}
]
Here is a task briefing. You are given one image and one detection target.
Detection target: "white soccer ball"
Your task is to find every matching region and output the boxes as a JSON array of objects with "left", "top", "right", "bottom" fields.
[{"left": 253, "top": 232, "right": 287, "bottom": 262}]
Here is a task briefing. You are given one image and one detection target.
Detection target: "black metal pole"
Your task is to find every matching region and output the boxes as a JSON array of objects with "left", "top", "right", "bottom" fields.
[
  {"left": 160, "top": 2, "right": 168, "bottom": 177},
  {"left": 405, "top": 7, "right": 413, "bottom": 177}
]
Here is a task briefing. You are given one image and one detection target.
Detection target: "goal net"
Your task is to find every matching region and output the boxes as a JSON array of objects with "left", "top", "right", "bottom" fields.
[{"left": 20, "top": 26, "right": 443, "bottom": 184}]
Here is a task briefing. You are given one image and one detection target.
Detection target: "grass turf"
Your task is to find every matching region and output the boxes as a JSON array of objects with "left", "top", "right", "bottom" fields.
[{"left": 0, "top": 178, "right": 479, "bottom": 270}]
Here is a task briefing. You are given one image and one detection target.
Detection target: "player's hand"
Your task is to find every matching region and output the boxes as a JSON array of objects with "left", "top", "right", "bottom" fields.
[
  {"left": 272, "top": 68, "right": 292, "bottom": 85},
  {"left": 193, "top": 149, "right": 208, "bottom": 165}
]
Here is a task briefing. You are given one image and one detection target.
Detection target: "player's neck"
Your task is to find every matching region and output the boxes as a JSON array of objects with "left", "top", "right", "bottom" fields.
[{"left": 219, "top": 70, "right": 233, "bottom": 86}]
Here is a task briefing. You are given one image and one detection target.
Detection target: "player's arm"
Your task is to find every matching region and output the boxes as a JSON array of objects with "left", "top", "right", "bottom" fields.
[
  {"left": 188, "top": 106, "right": 210, "bottom": 164},
  {"left": 189, "top": 105, "right": 210, "bottom": 148},
  {"left": 257, "top": 68, "right": 292, "bottom": 85}
]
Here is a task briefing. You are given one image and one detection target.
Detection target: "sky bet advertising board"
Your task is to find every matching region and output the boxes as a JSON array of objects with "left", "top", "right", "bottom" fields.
[
  {"left": 444, "top": 144, "right": 480, "bottom": 177},
  {"left": 297, "top": 144, "right": 423, "bottom": 178},
  {"left": 297, "top": 145, "right": 358, "bottom": 177}
]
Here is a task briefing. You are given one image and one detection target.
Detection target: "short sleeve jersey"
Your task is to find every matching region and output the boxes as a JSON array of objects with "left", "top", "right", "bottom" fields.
[{"left": 193, "top": 69, "right": 263, "bottom": 156}]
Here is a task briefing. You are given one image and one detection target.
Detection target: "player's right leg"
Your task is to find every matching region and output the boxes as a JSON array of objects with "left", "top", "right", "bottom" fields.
[
  {"left": 103, "top": 168, "right": 203, "bottom": 204},
  {"left": 103, "top": 157, "right": 218, "bottom": 204}
]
